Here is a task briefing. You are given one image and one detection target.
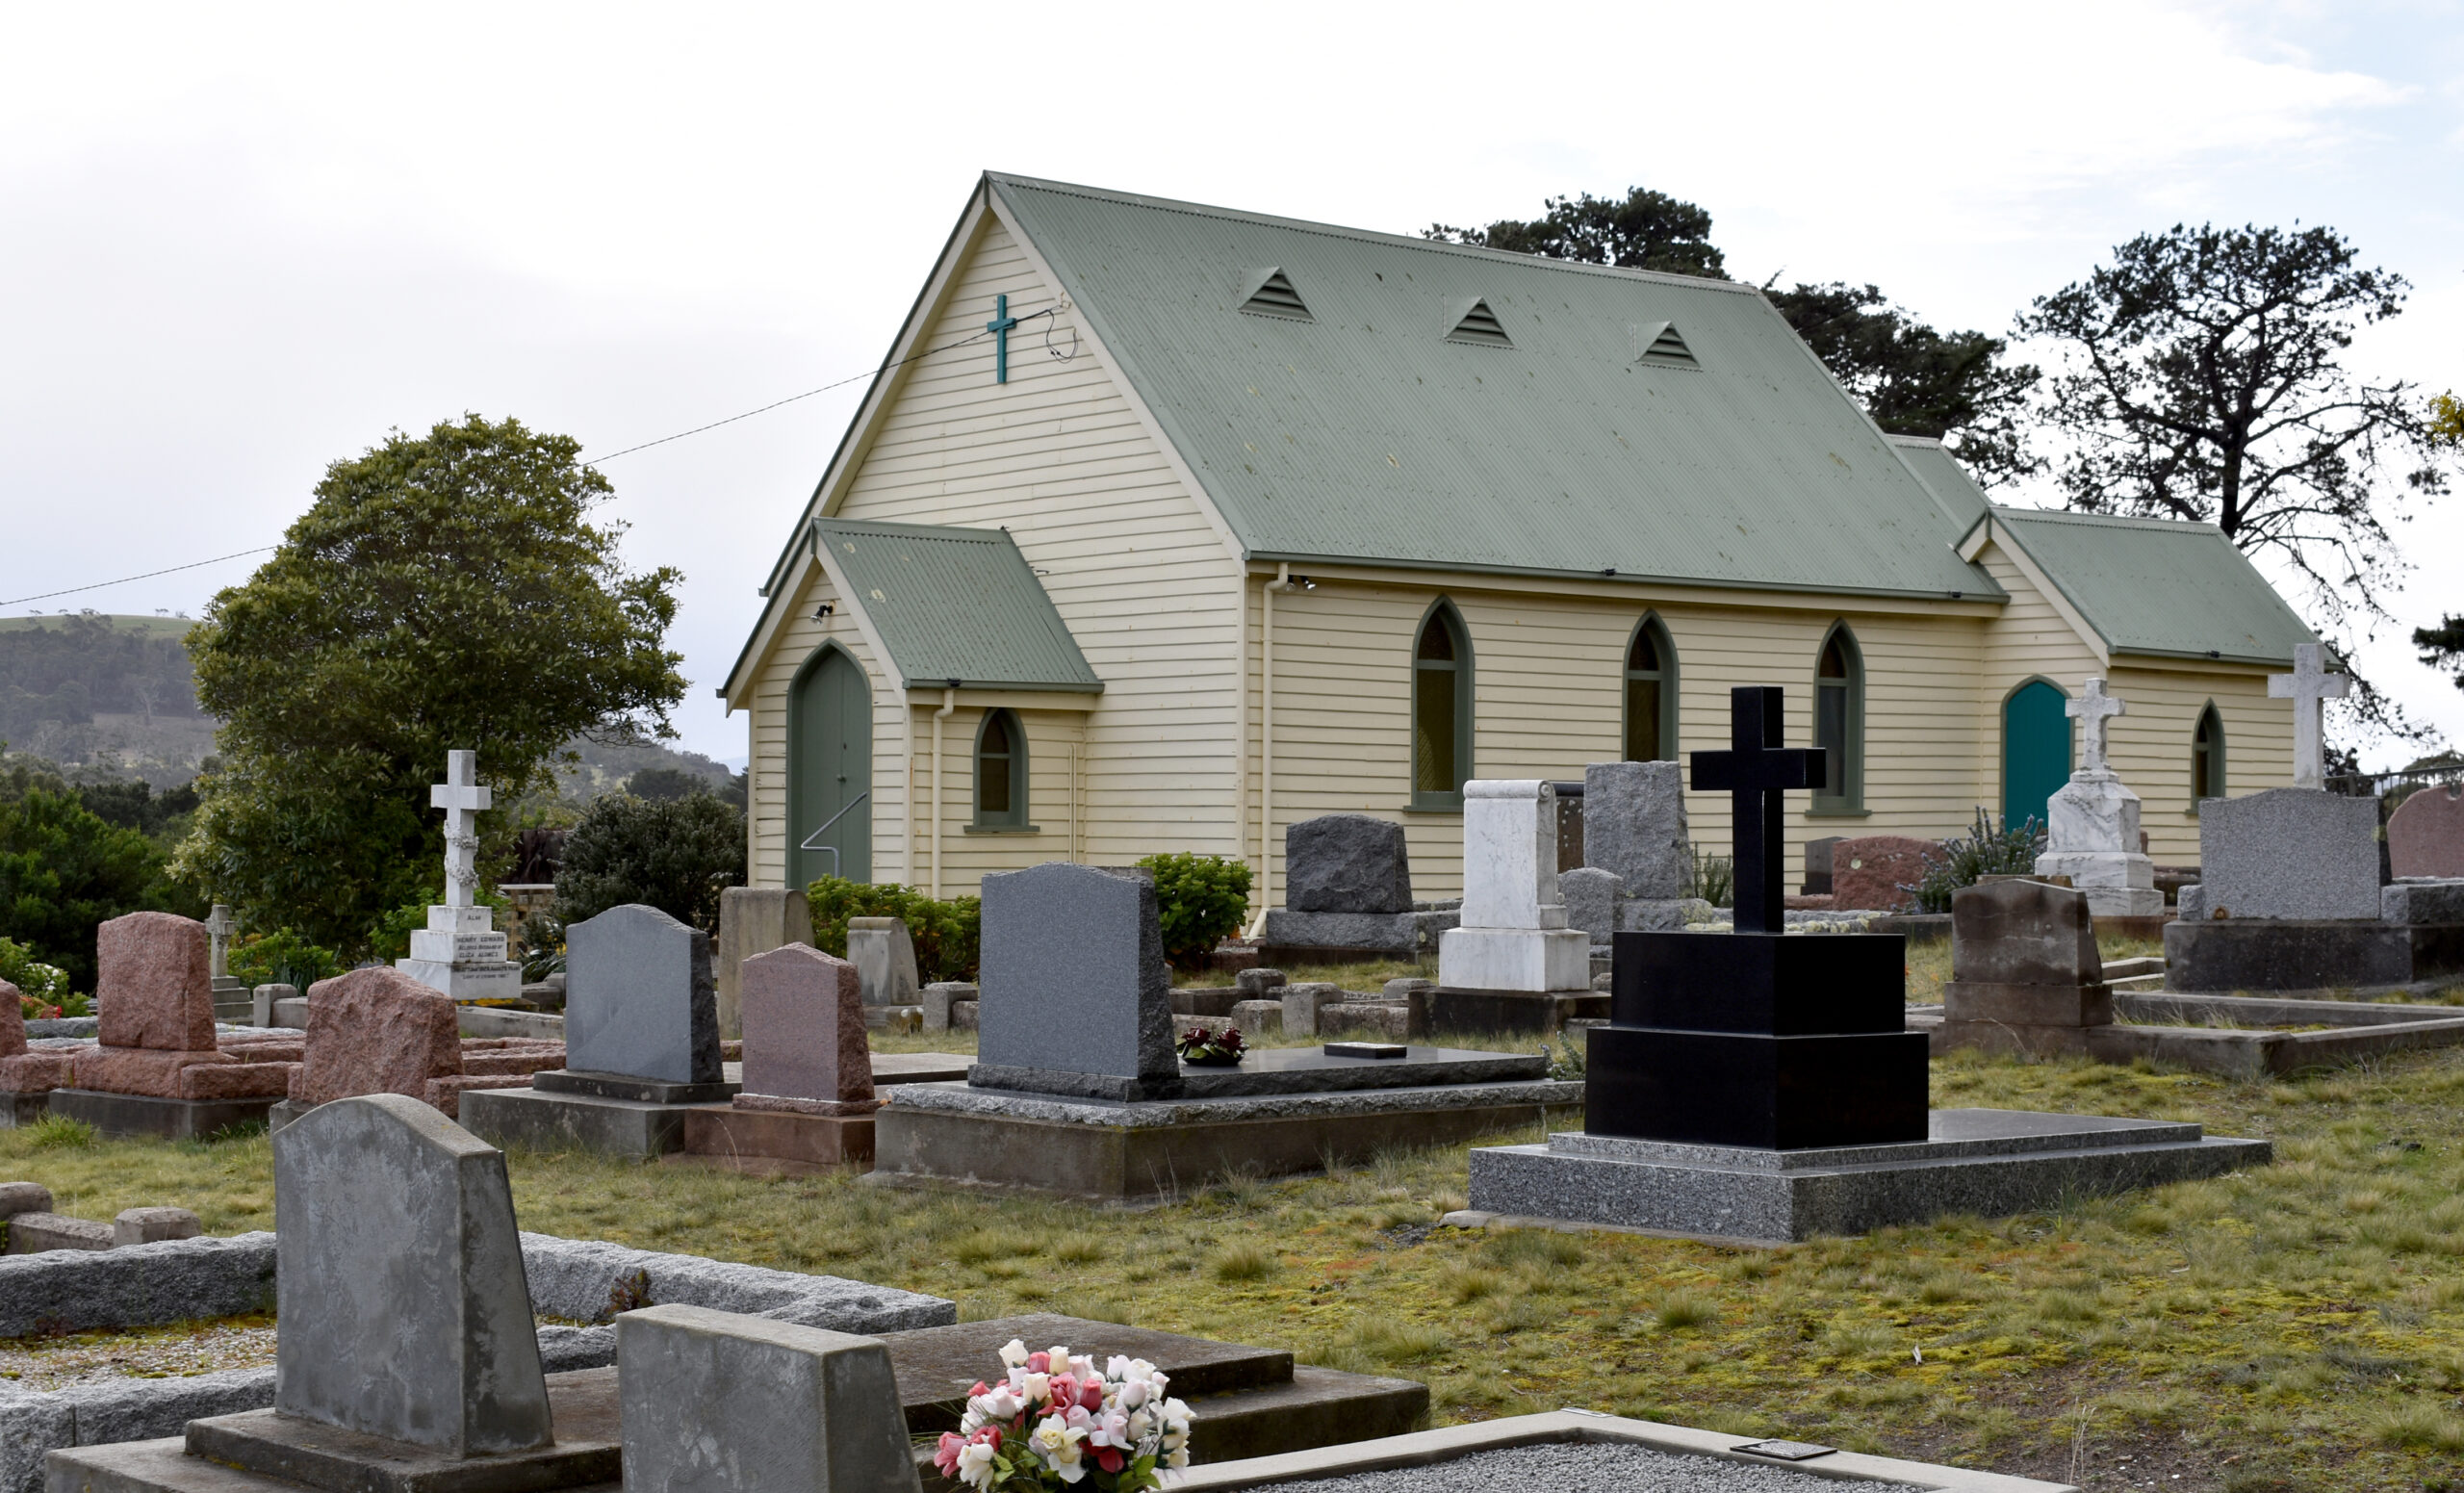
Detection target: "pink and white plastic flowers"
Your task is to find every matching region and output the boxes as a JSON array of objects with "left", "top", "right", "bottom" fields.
[{"left": 931, "top": 1338, "right": 1191, "bottom": 1491}]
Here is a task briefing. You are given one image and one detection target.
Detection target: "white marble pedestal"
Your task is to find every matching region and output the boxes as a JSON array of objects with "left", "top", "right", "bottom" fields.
[
  {"left": 2037, "top": 771, "right": 2166, "bottom": 918},
  {"left": 398, "top": 904, "right": 522, "bottom": 1001}
]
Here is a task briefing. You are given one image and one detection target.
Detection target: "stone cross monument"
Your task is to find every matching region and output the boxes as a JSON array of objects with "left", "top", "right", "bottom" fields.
[
  {"left": 2269, "top": 644, "right": 2348, "bottom": 792},
  {"left": 2036, "top": 677, "right": 2163, "bottom": 916},
  {"left": 203, "top": 903, "right": 247, "bottom": 1008},
  {"left": 1689, "top": 686, "right": 1823, "bottom": 934},
  {"left": 396, "top": 750, "right": 522, "bottom": 1003}
]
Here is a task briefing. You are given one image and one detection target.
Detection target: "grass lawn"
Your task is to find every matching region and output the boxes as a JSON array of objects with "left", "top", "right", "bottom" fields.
[{"left": 11, "top": 1045, "right": 2464, "bottom": 1492}]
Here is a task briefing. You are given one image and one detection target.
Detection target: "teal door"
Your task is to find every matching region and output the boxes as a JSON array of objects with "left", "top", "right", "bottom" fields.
[
  {"left": 2002, "top": 680, "right": 2072, "bottom": 832},
  {"left": 789, "top": 646, "right": 871, "bottom": 887}
]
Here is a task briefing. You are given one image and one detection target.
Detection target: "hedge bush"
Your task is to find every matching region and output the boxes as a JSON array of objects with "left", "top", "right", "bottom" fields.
[
  {"left": 1136, "top": 852, "right": 1252, "bottom": 971},
  {"left": 553, "top": 791, "right": 746, "bottom": 932},
  {"left": 806, "top": 877, "right": 981, "bottom": 984}
]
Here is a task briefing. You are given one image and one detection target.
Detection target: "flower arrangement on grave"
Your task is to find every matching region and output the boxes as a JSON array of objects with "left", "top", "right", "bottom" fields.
[
  {"left": 1174, "top": 1023, "right": 1246, "bottom": 1067},
  {"left": 930, "top": 1338, "right": 1190, "bottom": 1491}
]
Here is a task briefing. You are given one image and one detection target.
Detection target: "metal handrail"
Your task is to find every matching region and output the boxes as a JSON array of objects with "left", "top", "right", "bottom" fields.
[{"left": 799, "top": 790, "right": 870, "bottom": 879}]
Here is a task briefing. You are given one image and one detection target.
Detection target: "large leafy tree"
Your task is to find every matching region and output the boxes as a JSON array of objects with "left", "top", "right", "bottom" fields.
[
  {"left": 0, "top": 788, "right": 171, "bottom": 991},
  {"left": 176, "top": 415, "right": 686, "bottom": 952},
  {"left": 1426, "top": 187, "right": 2040, "bottom": 485},
  {"left": 2016, "top": 223, "right": 2448, "bottom": 730}
]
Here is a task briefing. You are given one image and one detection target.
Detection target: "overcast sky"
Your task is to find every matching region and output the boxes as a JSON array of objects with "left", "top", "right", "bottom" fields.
[{"left": 5, "top": 1, "right": 2458, "bottom": 767}]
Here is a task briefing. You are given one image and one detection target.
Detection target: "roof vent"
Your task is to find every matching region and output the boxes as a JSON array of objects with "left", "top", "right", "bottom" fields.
[
  {"left": 1632, "top": 321, "right": 1697, "bottom": 367},
  {"left": 1238, "top": 268, "right": 1313, "bottom": 322},
  {"left": 1446, "top": 297, "right": 1513, "bottom": 348}
]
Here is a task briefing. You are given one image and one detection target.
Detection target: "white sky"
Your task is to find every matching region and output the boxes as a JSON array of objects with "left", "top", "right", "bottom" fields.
[{"left": 4, "top": 0, "right": 2459, "bottom": 767}]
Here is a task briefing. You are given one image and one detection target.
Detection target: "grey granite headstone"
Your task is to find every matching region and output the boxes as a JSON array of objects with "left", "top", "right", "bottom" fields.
[
  {"left": 975, "top": 862, "right": 1177, "bottom": 1099},
  {"left": 272, "top": 1094, "right": 552, "bottom": 1454},
  {"left": 2199, "top": 788, "right": 2380, "bottom": 920},
  {"left": 1583, "top": 760, "right": 1689, "bottom": 899},
  {"left": 1284, "top": 814, "right": 1412, "bottom": 913},
  {"left": 617, "top": 1304, "right": 919, "bottom": 1493},
  {"left": 1558, "top": 867, "right": 1620, "bottom": 945},
  {"left": 565, "top": 904, "right": 720, "bottom": 1084}
]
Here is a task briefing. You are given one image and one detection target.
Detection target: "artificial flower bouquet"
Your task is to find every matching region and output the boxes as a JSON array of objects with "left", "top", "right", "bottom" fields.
[
  {"left": 931, "top": 1338, "right": 1191, "bottom": 1490},
  {"left": 1174, "top": 1024, "right": 1245, "bottom": 1067}
]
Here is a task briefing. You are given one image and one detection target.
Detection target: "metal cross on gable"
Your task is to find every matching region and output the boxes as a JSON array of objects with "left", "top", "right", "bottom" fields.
[
  {"left": 2068, "top": 677, "right": 2126, "bottom": 776},
  {"left": 2270, "top": 643, "right": 2348, "bottom": 791},
  {"left": 1690, "top": 686, "right": 1827, "bottom": 935},
  {"left": 430, "top": 750, "right": 493, "bottom": 909},
  {"left": 987, "top": 294, "right": 1019, "bottom": 384}
]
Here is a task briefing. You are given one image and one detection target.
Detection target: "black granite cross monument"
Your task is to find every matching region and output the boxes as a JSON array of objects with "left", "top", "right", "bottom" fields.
[{"left": 1586, "top": 685, "right": 1929, "bottom": 1149}]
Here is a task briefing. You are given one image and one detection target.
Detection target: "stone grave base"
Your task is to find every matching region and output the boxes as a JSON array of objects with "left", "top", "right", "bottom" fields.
[
  {"left": 890, "top": 1312, "right": 1425, "bottom": 1477},
  {"left": 2165, "top": 917, "right": 2464, "bottom": 992},
  {"left": 1426, "top": 986, "right": 1606, "bottom": 1037},
  {"left": 1465, "top": 1108, "right": 2269, "bottom": 1245},
  {"left": 1259, "top": 907, "right": 1457, "bottom": 965},
  {"left": 458, "top": 1086, "right": 711, "bottom": 1158},
  {"left": 678, "top": 1104, "right": 876, "bottom": 1171},
  {"left": 874, "top": 1065, "right": 1582, "bottom": 1200},
  {"left": 2, "top": 1089, "right": 49, "bottom": 1126},
  {"left": 1919, "top": 991, "right": 2464, "bottom": 1077},
  {"left": 49, "top": 1366, "right": 620, "bottom": 1493},
  {"left": 46, "top": 1088, "right": 279, "bottom": 1142}
]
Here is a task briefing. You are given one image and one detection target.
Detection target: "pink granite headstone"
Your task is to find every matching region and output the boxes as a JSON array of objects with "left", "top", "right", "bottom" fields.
[
  {"left": 2, "top": 979, "right": 22, "bottom": 1057},
  {"left": 95, "top": 912, "right": 215, "bottom": 1051},
  {"left": 735, "top": 943, "right": 874, "bottom": 1117},
  {"left": 1830, "top": 836, "right": 1940, "bottom": 912},
  {"left": 295, "top": 967, "right": 463, "bottom": 1105},
  {"left": 2388, "top": 785, "right": 2464, "bottom": 880}
]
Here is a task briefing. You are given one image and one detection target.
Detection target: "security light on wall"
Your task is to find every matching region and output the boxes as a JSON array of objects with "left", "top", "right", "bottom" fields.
[{"left": 811, "top": 602, "right": 834, "bottom": 619}]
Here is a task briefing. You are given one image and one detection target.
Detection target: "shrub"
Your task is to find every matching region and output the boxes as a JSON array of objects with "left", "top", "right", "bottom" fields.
[
  {"left": 806, "top": 877, "right": 981, "bottom": 984},
  {"left": 1906, "top": 807, "right": 2044, "bottom": 914},
  {"left": 1, "top": 936, "right": 73, "bottom": 1017},
  {"left": 0, "top": 786, "right": 183, "bottom": 991},
  {"left": 227, "top": 928, "right": 341, "bottom": 992},
  {"left": 1681, "top": 844, "right": 1733, "bottom": 908},
  {"left": 1135, "top": 852, "right": 1252, "bottom": 970},
  {"left": 554, "top": 791, "right": 746, "bottom": 932}
]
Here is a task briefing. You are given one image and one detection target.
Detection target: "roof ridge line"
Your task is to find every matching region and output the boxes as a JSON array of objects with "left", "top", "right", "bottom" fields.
[{"left": 1989, "top": 503, "right": 2227, "bottom": 536}]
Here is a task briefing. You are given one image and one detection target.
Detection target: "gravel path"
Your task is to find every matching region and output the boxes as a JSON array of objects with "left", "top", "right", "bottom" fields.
[{"left": 1245, "top": 1443, "right": 1935, "bottom": 1492}]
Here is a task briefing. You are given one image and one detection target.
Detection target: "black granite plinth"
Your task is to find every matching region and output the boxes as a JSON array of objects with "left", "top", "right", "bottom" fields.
[
  {"left": 1587, "top": 929, "right": 1926, "bottom": 1150},
  {"left": 2163, "top": 918, "right": 2464, "bottom": 992}
]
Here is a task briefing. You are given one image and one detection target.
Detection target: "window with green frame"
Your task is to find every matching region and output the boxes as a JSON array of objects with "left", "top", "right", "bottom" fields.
[
  {"left": 1411, "top": 603, "right": 1472, "bottom": 809},
  {"left": 1624, "top": 614, "right": 1679, "bottom": 761},
  {"left": 973, "top": 708, "right": 1028, "bottom": 828},
  {"left": 2192, "top": 703, "right": 2225, "bottom": 803},
  {"left": 1812, "top": 622, "right": 1864, "bottom": 811}
]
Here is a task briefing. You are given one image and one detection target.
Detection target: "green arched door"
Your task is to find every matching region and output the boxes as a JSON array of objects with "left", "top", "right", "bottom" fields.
[
  {"left": 2002, "top": 680, "right": 2072, "bottom": 832},
  {"left": 789, "top": 646, "right": 871, "bottom": 887}
]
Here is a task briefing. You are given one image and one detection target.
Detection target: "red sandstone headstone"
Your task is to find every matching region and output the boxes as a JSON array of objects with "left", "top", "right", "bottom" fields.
[
  {"left": 736, "top": 943, "right": 873, "bottom": 1116},
  {"left": 96, "top": 912, "right": 215, "bottom": 1051},
  {"left": 2388, "top": 785, "right": 2464, "bottom": 880},
  {"left": 2, "top": 979, "right": 22, "bottom": 1057},
  {"left": 296, "top": 967, "right": 463, "bottom": 1105},
  {"left": 1829, "top": 836, "right": 1940, "bottom": 912}
]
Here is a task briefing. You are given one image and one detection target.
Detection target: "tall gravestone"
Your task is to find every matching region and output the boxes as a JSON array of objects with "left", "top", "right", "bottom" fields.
[
  {"left": 973, "top": 862, "right": 1178, "bottom": 1100},
  {"left": 2034, "top": 678, "right": 2165, "bottom": 916},
  {"left": 1580, "top": 759, "right": 1694, "bottom": 932},
  {"left": 1437, "top": 782, "right": 1589, "bottom": 991},
  {"left": 397, "top": 751, "right": 522, "bottom": 1002},
  {"left": 563, "top": 904, "right": 722, "bottom": 1087},
  {"left": 714, "top": 886, "right": 811, "bottom": 1042}
]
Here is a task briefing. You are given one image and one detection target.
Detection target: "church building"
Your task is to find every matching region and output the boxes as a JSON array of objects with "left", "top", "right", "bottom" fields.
[{"left": 722, "top": 173, "right": 2313, "bottom": 901}]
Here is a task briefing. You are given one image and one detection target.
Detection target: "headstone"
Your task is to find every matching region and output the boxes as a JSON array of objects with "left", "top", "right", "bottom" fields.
[
  {"left": 1, "top": 978, "right": 22, "bottom": 1056},
  {"left": 1438, "top": 781, "right": 1590, "bottom": 993},
  {"left": 1279, "top": 982, "right": 1341, "bottom": 1035},
  {"left": 714, "top": 887, "right": 811, "bottom": 1041},
  {"left": 95, "top": 911, "right": 215, "bottom": 1051},
  {"left": 1558, "top": 866, "right": 1620, "bottom": 945},
  {"left": 565, "top": 904, "right": 721, "bottom": 1084},
  {"left": 1938, "top": 880, "right": 2112, "bottom": 1056},
  {"left": 974, "top": 862, "right": 1177, "bottom": 1099},
  {"left": 2389, "top": 785, "right": 2464, "bottom": 880},
  {"left": 846, "top": 917, "right": 921, "bottom": 1008},
  {"left": 273, "top": 1094, "right": 552, "bottom": 1454},
  {"left": 617, "top": 1304, "right": 920, "bottom": 1493},
  {"left": 920, "top": 981, "right": 972, "bottom": 1033},
  {"left": 251, "top": 983, "right": 296, "bottom": 1029},
  {"left": 396, "top": 750, "right": 522, "bottom": 1002},
  {"left": 296, "top": 966, "right": 462, "bottom": 1106},
  {"left": 1830, "top": 837, "right": 1937, "bottom": 913},
  {"left": 2269, "top": 643, "right": 2348, "bottom": 791},
  {"left": 1581, "top": 760, "right": 1688, "bottom": 899},
  {"left": 736, "top": 944, "right": 874, "bottom": 1115},
  {"left": 2033, "top": 678, "right": 2165, "bottom": 916},
  {"left": 1284, "top": 814, "right": 1412, "bottom": 912},
  {"left": 1800, "top": 836, "right": 1845, "bottom": 895},
  {"left": 2196, "top": 787, "right": 2379, "bottom": 920}
]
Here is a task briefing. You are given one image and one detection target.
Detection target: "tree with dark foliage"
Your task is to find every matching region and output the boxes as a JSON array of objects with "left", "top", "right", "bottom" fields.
[
  {"left": 2017, "top": 223, "right": 2448, "bottom": 731},
  {"left": 553, "top": 791, "right": 745, "bottom": 933},
  {"left": 2420, "top": 615, "right": 2464, "bottom": 694},
  {"left": 1426, "top": 187, "right": 1727, "bottom": 277}
]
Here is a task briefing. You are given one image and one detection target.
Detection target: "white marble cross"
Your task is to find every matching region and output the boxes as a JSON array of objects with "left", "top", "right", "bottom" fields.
[
  {"left": 429, "top": 750, "right": 493, "bottom": 908},
  {"left": 2268, "top": 643, "right": 2348, "bottom": 791},
  {"left": 2067, "top": 678, "right": 2127, "bottom": 775},
  {"left": 202, "top": 903, "right": 235, "bottom": 978}
]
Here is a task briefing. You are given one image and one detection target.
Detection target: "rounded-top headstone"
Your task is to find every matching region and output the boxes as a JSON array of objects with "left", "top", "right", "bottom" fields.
[
  {"left": 1284, "top": 814, "right": 1413, "bottom": 914},
  {"left": 565, "top": 903, "right": 719, "bottom": 1084},
  {"left": 2389, "top": 785, "right": 2464, "bottom": 881},
  {"left": 96, "top": 911, "right": 214, "bottom": 1051},
  {"left": 298, "top": 966, "right": 462, "bottom": 1105},
  {"left": 1950, "top": 880, "right": 2099, "bottom": 987},
  {"left": 273, "top": 1093, "right": 552, "bottom": 1455},
  {"left": 739, "top": 943, "right": 872, "bottom": 1108}
]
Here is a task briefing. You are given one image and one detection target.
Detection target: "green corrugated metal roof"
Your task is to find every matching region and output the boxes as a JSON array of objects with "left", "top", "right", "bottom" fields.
[
  {"left": 990, "top": 173, "right": 2004, "bottom": 603},
  {"left": 1886, "top": 435, "right": 1991, "bottom": 532},
  {"left": 1981, "top": 507, "right": 2313, "bottom": 666},
  {"left": 813, "top": 518, "right": 1102, "bottom": 692}
]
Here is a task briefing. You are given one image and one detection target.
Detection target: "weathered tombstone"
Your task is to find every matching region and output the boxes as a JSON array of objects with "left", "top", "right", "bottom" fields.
[
  {"left": 1284, "top": 814, "right": 1412, "bottom": 912},
  {"left": 1581, "top": 760, "right": 1688, "bottom": 900},
  {"left": 1938, "top": 880, "right": 2113, "bottom": 1056},
  {"left": 973, "top": 862, "right": 1178, "bottom": 1099},
  {"left": 2193, "top": 788, "right": 2378, "bottom": 920},
  {"left": 617, "top": 1304, "right": 920, "bottom": 1493},
  {"left": 1830, "top": 836, "right": 1937, "bottom": 912},
  {"left": 251, "top": 982, "right": 297, "bottom": 1030},
  {"left": 1432, "top": 782, "right": 1594, "bottom": 1033},
  {"left": 271, "top": 1094, "right": 552, "bottom": 1454},
  {"left": 2033, "top": 678, "right": 2165, "bottom": 917},
  {"left": 564, "top": 904, "right": 721, "bottom": 1085},
  {"left": 1800, "top": 835, "right": 1844, "bottom": 895},
  {"left": 203, "top": 903, "right": 248, "bottom": 1014},
  {"left": 293, "top": 966, "right": 461, "bottom": 1106},
  {"left": 55, "top": 913, "right": 293, "bottom": 1134},
  {"left": 1558, "top": 866, "right": 1620, "bottom": 946},
  {"left": 2389, "top": 785, "right": 2464, "bottom": 880},
  {"left": 714, "top": 886, "right": 811, "bottom": 1041},
  {"left": 737, "top": 945, "right": 874, "bottom": 1114},
  {"left": 396, "top": 750, "right": 522, "bottom": 1002},
  {"left": 847, "top": 916, "right": 921, "bottom": 1009},
  {"left": 96, "top": 911, "right": 215, "bottom": 1052}
]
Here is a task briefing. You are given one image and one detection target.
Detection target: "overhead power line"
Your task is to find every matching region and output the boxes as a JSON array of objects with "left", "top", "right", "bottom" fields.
[{"left": 1, "top": 547, "right": 279, "bottom": 608}]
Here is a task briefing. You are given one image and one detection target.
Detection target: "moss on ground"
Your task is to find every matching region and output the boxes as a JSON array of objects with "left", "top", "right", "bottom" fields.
[{"left": 13, "top": 1046, "right": 2464, "bottom": 1488}]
